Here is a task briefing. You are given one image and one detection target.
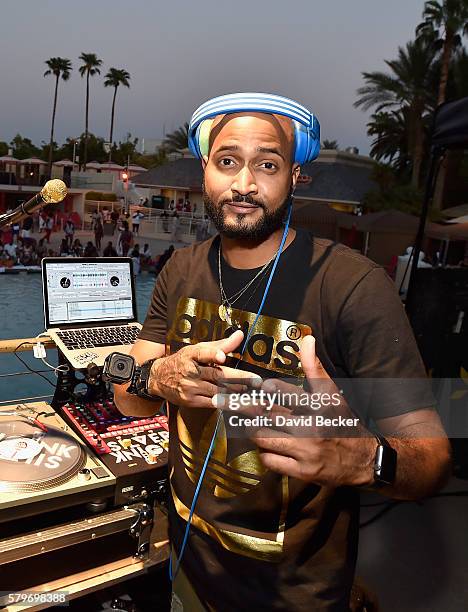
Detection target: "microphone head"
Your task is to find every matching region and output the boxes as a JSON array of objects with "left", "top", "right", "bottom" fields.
[{"left": 41, "top": 179, "right": 68, "bottom": 204}]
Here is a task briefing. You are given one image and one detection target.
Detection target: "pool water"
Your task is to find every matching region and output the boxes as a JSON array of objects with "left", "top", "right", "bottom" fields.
[{"left": 0, "top": 273, "right": 156, "bottom": 402}]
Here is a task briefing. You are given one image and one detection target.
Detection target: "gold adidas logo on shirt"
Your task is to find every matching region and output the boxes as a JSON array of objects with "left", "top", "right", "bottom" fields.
[{"left": 167, "top": 297, "right": 312, "bottom": 378}]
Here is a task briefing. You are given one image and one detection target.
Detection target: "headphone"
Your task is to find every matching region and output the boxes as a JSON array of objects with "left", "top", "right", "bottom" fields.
[{"left": 188, "top": 92, "right": 321, "bottom": 165}]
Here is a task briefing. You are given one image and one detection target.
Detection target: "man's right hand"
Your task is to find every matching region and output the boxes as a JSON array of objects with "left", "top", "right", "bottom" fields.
[{"left": 147, "top": 330, "right": 261, "bottom": 408}]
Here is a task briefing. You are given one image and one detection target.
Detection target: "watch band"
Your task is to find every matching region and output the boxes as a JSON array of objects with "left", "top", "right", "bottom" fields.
[
  {"left": 372, "top": 434, "right": 397, "bottom": 486},
  {"left": 127, "top": 358, "right": 164, "bottom": 402}
]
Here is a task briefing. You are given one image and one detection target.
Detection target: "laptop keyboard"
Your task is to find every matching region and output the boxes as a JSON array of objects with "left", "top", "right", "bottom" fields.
[{"left": 56, "top": 325, "right": 140, "bottom": 349}]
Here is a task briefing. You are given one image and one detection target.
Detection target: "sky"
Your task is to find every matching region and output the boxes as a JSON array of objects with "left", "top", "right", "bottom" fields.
[{"left": 0, "top": 0, "right": 427, "bottom": 155}]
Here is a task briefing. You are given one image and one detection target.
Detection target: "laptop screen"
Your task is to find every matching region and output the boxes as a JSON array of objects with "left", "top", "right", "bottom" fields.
[{"left": 42, "top": 258, "right": 137, "bottom": 327}]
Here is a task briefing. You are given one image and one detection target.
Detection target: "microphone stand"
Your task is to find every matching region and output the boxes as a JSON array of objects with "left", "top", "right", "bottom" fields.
[{"left": 0, "top": 198, "right": 43, "bottom": 229}]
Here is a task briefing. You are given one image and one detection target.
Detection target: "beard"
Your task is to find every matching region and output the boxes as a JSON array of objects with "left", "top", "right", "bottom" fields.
[{"left": 202, "top": 182, "right": 293, "bottom": 240}]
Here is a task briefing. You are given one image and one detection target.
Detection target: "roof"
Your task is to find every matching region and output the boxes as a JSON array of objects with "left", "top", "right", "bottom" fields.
[
  {"left": 132, "top": 158, "right": 203, "bottom": 190},
  {"left": 426, "top": 222, "right": 468, "bottom": 241},
  {"left": 294, "top": 161, "right": 375, "bottom": 203},
  {"left": 338, "top": 209, "right": 421, "bottom": 233},
  {"left": 20, "top": 157, "right": 45, "bottom": 164},
  {"left": 132, "top": 157, "right": 376, "bottom": 203},
  {"left": 441, "top": 203, "right": 468, "bottom": 218}
]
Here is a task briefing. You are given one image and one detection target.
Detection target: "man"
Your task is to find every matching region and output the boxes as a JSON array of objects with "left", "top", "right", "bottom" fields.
[
  {"left": 114, "top": 93, "right": 450, "bottom": 611},
  {"left": 132, "top": 210, "right": 145, "bottom": 234},
  {"left": 64, "top": 218, "right": 75, "bottom": 248},
  {"left": 103, "top": 241, "right": 117, "bottom": 257},
  {"left": 110, "top": 208, "right": 120, "bottom": 235}
]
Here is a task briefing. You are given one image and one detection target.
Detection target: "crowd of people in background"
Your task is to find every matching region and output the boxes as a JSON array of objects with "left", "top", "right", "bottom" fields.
[
  {"left": 0, "top": 200, "right": 215, "bottom": 274},
  {"left": 0, "top": 207, "right": 175, "bottom": 275}
]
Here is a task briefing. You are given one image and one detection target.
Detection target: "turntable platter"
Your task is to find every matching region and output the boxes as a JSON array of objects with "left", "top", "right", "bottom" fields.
[{"left": 0, "top": 420, "right": 86, "bottom": 493}]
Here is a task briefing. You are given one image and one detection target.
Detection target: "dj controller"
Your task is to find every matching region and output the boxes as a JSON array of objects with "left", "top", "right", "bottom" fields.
[{"left": 60, "top": 398, "right": 169, "bottom": 505}]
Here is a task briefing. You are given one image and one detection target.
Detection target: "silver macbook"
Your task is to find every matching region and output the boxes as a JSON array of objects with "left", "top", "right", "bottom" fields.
[{"left": 42, "top": 257, "right": 142, "bottom": 369}]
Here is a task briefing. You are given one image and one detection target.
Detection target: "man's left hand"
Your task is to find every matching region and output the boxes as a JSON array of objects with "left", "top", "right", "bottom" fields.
[{"left": 247, "top": 335, "right": 377, "bottom": 487}]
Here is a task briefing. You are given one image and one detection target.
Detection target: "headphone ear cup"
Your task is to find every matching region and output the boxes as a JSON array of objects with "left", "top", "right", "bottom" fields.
[
  {"left": 188, "top": 123, "right": 201, "bottom": 157},
  {"left": 307, "top": 116, "right": 321, "bottom": 163},
  {"left": 293, "top": 121, "right": 309, "bottom": 165}
]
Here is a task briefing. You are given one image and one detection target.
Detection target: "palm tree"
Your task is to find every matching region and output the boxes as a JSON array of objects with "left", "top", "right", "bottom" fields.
[
  {"left": 416, "top": 0, "right": 468, "bottom": 208},
  {"left": 104, "top": 68, "right": 131, "bottom": 162},
  {"left": 79, "top": 53, "right": 103, "bottom": 170},
  {"left": 44, "top": 57, "right": 72, "bottom": 178},
  {"left": 354, "top": 39, "right": 437, "bottom": 187},
  {"left": 321, "top": 139, "right": 339, "bottom": 149},
  {"left": 416, "top": 0, "right": 468, "bottom": 105},
  {"left": 366, "top": 110, "right": 411, "bottom": 176},
  {"left": 162, "top": 123, "right": 189, "bottom": 153}
]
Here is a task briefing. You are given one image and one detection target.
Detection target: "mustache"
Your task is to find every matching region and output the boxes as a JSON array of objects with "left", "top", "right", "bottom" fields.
[{"left": 219, "top": 194, "right": 266, "bottom": 208}]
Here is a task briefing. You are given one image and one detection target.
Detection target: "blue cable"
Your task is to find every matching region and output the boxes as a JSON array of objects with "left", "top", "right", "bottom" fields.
[{"left": 169, "top": 202, "right": 293, "bottom": 581}]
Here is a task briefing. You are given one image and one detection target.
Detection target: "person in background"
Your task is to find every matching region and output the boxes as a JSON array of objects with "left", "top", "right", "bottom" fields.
[
  {"left": 118, "top": 221, "right": 133, "bottom": 257},
  {"left": 131, "top": 243, "right": 141, "bottom": 274},
  {"left": 20, "top": 241, "right": 34, "bottom": 265},
  {"left": 94, "top": 218, "right": 104, "bottom": 251},
  {"left": 132, "top": 210, "right": 145, "bottom": 235},
  {"left": 141, "top": 243, "right": 152, "bottom": 263},
  {"left": 110, "top": 209, "right": 120, "bottom": 235},
  {"left": 64, "top": 217, "right": 75, "bottom": 248},
  {"left": 169, "top": 199, "right": 175, "bottom": 211},
  {"left": 103, "top": 241, "right": 118, "bottom": 257},
  {"left": 38, "top": 212, "right": 46, "bottom": 233},
  {"left": 84, "top": 241, "right": 99, "bottom": 257},
  {"left": 15, "top": 237, "right": 24, "bottom": 261},
  {"left": 0, "top": 242, "right": 7, "bottom": 266},
  {"left": 154, "top": 244, "right": 174, "bottom": 275},
  {"left": 36, "top": 238, "right": 47, "bottom": 261},
  {"left": 4, "top": 240, "right": 17, "bottom": 263},
  {"left": 171, "top": 211, "right": 181, "bottom": 242},
  {"left": 161, "top": 210, "right": 169, "bottom": 233},
  {"left": 130, "top": 243, "right": 140, "bottom": 259},
  {"left": 21, "top": 216, "right": 33, "bottom": 241},
  {"left": 44, "top": 215, "right": 54, "bottom": 243},
  {"left": 72, "top": 238, "right": 83, "bottom": 257},
  {"left": 91, "top": 209, "right": 103, "bottom": 229},
  {"left": 11, "top": 221, "right": 20, "bottom": 243},
  {"left": 59, "top": 238, "right": 70, "bottom": 257}
]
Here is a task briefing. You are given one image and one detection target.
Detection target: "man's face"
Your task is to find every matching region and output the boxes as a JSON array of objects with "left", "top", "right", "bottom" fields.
[{"left": 202, "top": 113, "right": 300, "bottom": 240}]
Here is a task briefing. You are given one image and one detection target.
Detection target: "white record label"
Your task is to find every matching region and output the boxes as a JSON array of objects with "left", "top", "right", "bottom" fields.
[{"left": 0, "top": 437, "right": 42, "bottom": 462}]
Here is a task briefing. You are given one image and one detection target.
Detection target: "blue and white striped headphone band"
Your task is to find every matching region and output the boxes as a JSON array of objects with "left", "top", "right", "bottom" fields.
[{"left": 190, "top": 93, "right": 314, "bottom": 130}]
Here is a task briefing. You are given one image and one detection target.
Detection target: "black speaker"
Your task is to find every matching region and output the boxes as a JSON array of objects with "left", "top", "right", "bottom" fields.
[{"left": 407, "top": 268, "right": 468, "bottom": 376}]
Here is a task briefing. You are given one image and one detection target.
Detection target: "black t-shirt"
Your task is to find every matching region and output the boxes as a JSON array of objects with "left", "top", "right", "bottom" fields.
[{"left": 139, "top": 229, "right": 433, "bottom": 611}]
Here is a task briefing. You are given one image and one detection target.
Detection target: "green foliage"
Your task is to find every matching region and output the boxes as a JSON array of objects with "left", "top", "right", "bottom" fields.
[
  {"left": 104, "top": 68, "right": 130, "bottom": 89},
  {"left": 162, "top": 123, "right": 189, "bottom": 153},
  {"left": 321, "top": 140, "right": 339, "bottom": 149},
  {"left": 363, "top": 162, "right": 442, "bottom": 220},
  {"left": 111, "top": 133, "right": 138, "bottom": 165},
  {"left": 133, "top": 149, "right": 168, "bottom": 169},
  {"left": 78, "top": 53, "right": 102, "bottom": 78},
  {"left": 10, "top": 134, "right": 41, "bottom": 159},
  {"left": 44, "top": 57, "right": 72, "bottom": 81},
  {"left": 0, "top": 142, "right": 9, "bottom": 156}
]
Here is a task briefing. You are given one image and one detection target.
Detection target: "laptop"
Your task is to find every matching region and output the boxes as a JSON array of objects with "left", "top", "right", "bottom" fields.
[{"left": 42, "top": 257, "right": 142, "bottom": 369}]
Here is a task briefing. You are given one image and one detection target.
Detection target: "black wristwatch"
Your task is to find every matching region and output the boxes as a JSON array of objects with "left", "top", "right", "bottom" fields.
[
  {"left": 102, "top": 352, "right": 164, "bottom": 402},
  {"left": 127, "top": 358, "right": 159, "bottom": 401},
  {"left": 372, "top": 434, "right": 397, "bottom": 486}
]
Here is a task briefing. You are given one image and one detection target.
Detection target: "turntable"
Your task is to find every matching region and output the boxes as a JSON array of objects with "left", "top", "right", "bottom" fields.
[{"left": 0, "top": 402, "right": 116, "bottom": 523}]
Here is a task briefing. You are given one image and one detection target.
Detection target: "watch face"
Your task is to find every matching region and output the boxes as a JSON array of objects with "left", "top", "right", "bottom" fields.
[{"left": 375, "top": 444, "right": 397, "bottom": 485}]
